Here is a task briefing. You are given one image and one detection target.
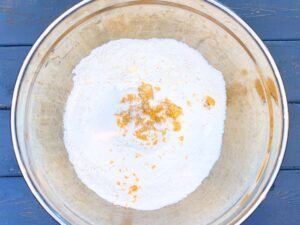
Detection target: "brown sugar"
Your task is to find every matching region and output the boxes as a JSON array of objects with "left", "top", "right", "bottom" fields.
[{"left": 115, "top": 82, "right": 183, "bottom": 146}]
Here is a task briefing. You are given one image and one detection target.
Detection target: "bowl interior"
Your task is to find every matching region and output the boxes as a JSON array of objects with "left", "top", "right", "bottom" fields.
[{"left": 14, "top": 0, "right": 285, "bottom": 224}]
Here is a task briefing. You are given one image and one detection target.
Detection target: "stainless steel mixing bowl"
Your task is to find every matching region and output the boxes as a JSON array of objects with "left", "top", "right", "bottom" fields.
[{"left": 11, "top": 0, "right": 289, "bottom": 224}]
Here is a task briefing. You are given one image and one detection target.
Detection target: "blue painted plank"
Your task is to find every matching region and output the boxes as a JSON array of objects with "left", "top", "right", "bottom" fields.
[
  {"left": 0, "top": 41, "right": 300, "bottom": 106},
  {"left": 282, "top": 103, "right": 300, "bottom": 169},
  {"left": 244, "top": 170, "right": 300, "bottom": 225},
  {"left": 0, "top": 47, "right": 30, "bottom": 106},
  {"left": 266, "top": 41, "right": 300, "bottom": 103},
  {"left": 221, "top": 0, "right": 300, "bottom": 41},
  {"left": 0, "top": 177, "right": 57, "bottom": 225},
  {"left": 0, "top": 102, "right": 298, "bottom": 175},
  {"left": 0, "top": 0, "right": 80, "bottom": 45},
  {"left": 0, "top": 171, "right": 299, "bottom": 225},
  {"left": 0, "top": 110, "right": 21, "bottom": 177},
  {"left": 0, "top": 0, "right": 300, "bottom": 45}
]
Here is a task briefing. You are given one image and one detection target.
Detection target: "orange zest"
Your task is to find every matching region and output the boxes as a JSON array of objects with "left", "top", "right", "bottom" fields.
[{"left": 115, "top": 82, "right": 183, "bottom": 146}]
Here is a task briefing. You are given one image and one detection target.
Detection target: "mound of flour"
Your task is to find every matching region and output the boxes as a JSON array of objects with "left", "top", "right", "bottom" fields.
[{"left": 64, "top": 39, "right": 226, "bottom": 210}]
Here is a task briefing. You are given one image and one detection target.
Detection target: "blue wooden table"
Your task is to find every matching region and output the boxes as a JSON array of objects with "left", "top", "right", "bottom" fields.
[{"left": 1, "top": 0, "right": 300, "bottom": 224}]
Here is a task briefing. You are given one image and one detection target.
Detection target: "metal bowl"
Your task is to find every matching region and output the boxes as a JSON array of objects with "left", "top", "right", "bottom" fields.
[{"left": 11, "top": 0, "right": 289, "bottom": 224}]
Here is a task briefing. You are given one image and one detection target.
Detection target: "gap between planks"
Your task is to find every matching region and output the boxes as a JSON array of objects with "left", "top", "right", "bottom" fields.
[{"left": 1, "top": 38, "right": 300, "bottom": 48}]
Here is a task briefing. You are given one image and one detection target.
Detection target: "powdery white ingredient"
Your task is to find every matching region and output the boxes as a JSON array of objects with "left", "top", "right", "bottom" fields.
[{"left": 64, "top": 39, "right": 226, "bottom": 210}]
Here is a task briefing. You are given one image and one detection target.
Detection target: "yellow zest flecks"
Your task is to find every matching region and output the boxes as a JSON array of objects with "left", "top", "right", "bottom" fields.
[
  {"left": 172, "top": 120, "right": 181, "bottom": 132},
  {"left": 116, "top": 170, "right": 141, "bottom": 203},
  {"left": 204, "top": 96, "right": 216, "bottom": 108},
  {"left": 115, "top": 82, "right": 183, "bottom": 146},
  {"left": 120, "top": 93, "right": 137, "bottom": 103},
  {"left": 151, "top": 164, "right": 157, "bottom": 170},
  {"left": 186, "top": 100, "right": 192, "bottom": 107},
  {"left": 135, "top": 153, "right": 142, "bottom": 158},
  {"left": 128, "top": 185, "right": 139, "bottom": 194},
  {"left": 132, "top": 195, "right": 138, "bottom": 203},
  {"left": 133, "top": 172, "right": 140, "bottom": 182},
  {"left": 154, "top": 86, "right": 161, "bottom": 92},
  {"left": 178, "top": 136, "right": 184, "bottom": 142}
]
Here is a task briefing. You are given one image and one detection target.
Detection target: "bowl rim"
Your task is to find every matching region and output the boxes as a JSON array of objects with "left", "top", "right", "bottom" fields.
[{"left": 11, "top": 0, "right": 289, "bottom": 224}]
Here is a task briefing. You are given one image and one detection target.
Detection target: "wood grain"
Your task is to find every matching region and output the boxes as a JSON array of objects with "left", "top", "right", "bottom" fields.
[
  {"left": 282, "top": 103, "right": 300, "bottom": 169},
  {"left": 0, "top": 178, "right": 57, "bottom": 225},
  {"left": 0, "top": 110, "right": 20, "bottom": 177},
  {"left": 1, "top": 0, "right": 300, "bottom": 45},
  {"left": 266, "top": 41, "right": 300, "bottom": 103},
  {"left": 0, "top": 0, "right": 80, "bottom": 45},
  {"left": 0, "top": 171, "right": 299, "bottom": 225},
  {"left": 0, "top": 47, "right": 30, "bottom": 106},
  {"left": 222, "top": 0, "right": 300, "bottom": 41},
  {"left": 244, "top": 170, "right": 300, "bottom": 225}
]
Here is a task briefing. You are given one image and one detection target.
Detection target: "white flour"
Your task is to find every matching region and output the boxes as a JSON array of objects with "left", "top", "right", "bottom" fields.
[{"left": 64, "top": 39, "right": 226, "bottom": 210}]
